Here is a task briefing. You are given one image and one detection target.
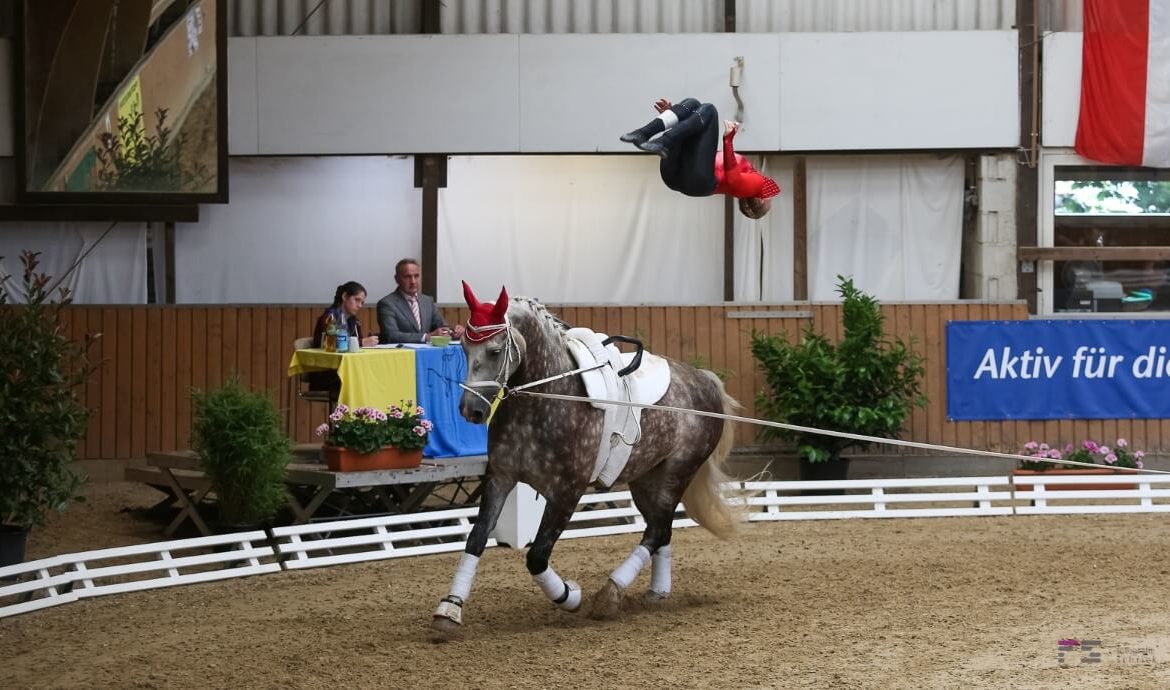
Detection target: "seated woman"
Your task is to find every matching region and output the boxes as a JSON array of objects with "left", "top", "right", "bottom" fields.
[
  {"left": 621, "top": 97, "right": 780, "bottom": 219},
  {"left": 313, "top": 281, "right": 381, "bottom": 349}
]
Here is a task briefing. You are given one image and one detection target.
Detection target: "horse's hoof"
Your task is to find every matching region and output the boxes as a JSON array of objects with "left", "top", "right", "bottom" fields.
[
  {"left": 587, "top": 579, "right": 623, "bottom": 620},
  {"left": 643, "top": 590, "right": 671, "bottom": 605},
  {"left": 431, "top": 597, "right": 464, "bottom": 634}
]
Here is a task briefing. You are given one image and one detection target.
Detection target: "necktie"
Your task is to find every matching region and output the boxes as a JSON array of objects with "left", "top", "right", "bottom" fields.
[{"left": 409, "top": 297, "right": 421, "bottom": 330}]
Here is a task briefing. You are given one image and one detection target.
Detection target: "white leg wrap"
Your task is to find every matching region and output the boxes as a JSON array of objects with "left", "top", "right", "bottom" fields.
[
  {"left": 609, "top": 545, "right": 651, "bottom": 590},
  {"left": 657, "top": 110, "right": 679, "bottom": 130},
  {"left": 532, "top": 566, "right": 581, "bottom": 610},
  {"left": 650, "top": 544, "right": 672, "bottom": 595},
  {"left": 448, "top": 552, "right": 480, "bottom": 601}
]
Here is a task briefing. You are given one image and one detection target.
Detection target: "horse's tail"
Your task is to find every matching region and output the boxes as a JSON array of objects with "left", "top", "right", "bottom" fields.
[{"left": 682, "top": 371, "right": 744, "bottom": 540}]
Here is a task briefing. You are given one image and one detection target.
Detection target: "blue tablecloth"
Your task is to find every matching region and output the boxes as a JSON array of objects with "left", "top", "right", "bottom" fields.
[{"left": 415, "top": 344, "right": 488, "bottom": 458}]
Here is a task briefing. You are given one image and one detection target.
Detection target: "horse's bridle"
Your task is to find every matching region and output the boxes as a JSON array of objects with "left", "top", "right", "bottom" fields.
[
  {"left": 459, "top": 322, "right": 520, "bottom": 406},
  {"left": 459, "top": 321, "right": 609, "bottom": 405}
]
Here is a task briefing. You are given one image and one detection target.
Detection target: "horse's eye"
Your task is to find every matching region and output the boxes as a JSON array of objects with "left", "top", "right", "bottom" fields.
[{"left": 488, "top": 348, "right": 502, "bottom": 357}]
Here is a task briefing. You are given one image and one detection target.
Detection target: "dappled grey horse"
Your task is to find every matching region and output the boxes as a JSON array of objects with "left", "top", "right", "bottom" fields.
[{"left": 431, "top": 282, "right": 739, "bottom": 631}]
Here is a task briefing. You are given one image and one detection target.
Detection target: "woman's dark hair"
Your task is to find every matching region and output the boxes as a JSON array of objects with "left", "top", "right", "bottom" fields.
[{"left": 331, "top": 281, "right": 367, "bottom": 308}]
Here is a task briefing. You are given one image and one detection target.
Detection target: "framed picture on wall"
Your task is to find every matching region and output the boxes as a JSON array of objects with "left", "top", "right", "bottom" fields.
[{"left": 14, "top": 0, "right": 228, "bottom": 204}]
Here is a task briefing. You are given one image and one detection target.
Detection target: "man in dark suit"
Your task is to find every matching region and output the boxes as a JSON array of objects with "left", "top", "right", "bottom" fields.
[{"left": 376, "top": 258, "right": 465, "bottom": 344}]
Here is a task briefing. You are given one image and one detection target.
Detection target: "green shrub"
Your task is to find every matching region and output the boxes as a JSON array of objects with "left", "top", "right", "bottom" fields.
[
  {"left": 191, "top": 378, "right": 291, "bottom": 527},
  {"left": 0, "top": 252, "right": 95, "bottom": 528},
  {"left": 751, "top": 276, "right": 927, "bottom": 463}
]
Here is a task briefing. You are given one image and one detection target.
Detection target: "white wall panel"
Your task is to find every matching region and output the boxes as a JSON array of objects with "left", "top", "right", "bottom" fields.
[
  {"left": 1042, "top": 31, "right": 1081, "bottom": 148},
  {"left": 232, "top": 32, "right": 1018, "bottom": 155},
  {"left": 227, "top": 38, "right": 259, "bottom": 155},
  {"left": 780, "top": 31, "right": 1019, "bottom": 150},
  {"left": 252, "top": 36, "right": 520, "bottom": 154},
  {"left": 518, "top": 34, "right": 780, "bottom": 153}
]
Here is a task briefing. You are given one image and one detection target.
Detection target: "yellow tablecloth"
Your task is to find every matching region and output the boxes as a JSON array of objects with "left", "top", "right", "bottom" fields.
[{"left": 288, "top": 348, "right": 416, "bottom": 410}]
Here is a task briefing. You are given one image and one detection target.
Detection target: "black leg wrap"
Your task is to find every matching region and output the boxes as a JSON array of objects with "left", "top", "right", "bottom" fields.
[{"left": 553, "top": 583, "right": 571, "bottom": 605}]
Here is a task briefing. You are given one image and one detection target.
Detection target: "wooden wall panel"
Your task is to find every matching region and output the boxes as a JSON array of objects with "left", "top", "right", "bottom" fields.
[{"left": 59, "top": 301, "right": 1170, "bottom": 464}]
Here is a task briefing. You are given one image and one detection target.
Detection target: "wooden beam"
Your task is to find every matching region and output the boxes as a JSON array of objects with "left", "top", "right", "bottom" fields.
[
  {"left": 724, "top": 197, "right": 734, "bottom": 300},
  {"left": 1015, "top": 0, "right": 1040, "bottom": 314},
  {"left": 793, "top": 157, "right": 807, "bottom": 300},
  {"left": 1017, "top": 246, "right": 1170, "bottom": 261},
  {"left": 414, "top": 155, "right": 447, "bottom": 299},
  {"left": 163, "top": 221, "right": 176, "bottom": 304}
]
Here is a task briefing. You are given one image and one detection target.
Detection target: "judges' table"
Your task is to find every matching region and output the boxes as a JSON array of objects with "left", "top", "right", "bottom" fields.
[{"left": 288, "top": 344, "right": 487, "bottom": 458}]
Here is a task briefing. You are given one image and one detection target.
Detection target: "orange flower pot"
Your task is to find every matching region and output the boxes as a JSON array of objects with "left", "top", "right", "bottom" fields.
[
  {"left": 1012, "top": 469, "right": 1135, "bottom": 492},
  {"left": 323, "top": 446, "right": 423, "bottom": 472}
]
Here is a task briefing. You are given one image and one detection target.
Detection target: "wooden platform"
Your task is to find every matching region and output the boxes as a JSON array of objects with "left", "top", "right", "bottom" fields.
[{"left": 127, "top": 450, "right": 488, "bottom": 536}]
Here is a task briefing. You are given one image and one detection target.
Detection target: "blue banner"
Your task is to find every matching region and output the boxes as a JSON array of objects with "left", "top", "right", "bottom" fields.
[
  {"left": 414, "top": 344, "right": 488, "bottom": 458},
  {"left": 947, "top": 320, "right": 1170, "bottom": 420}
]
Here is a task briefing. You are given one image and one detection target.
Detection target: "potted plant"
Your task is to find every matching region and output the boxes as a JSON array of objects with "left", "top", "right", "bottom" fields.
[
  {"left": 1016, "top": 438, "right": 1144, "bottom": 491},
  {"left": 0, "top": 251, "right": 96, "bottom": 565},
  {"left": 191, "top": 378, "right": 292, "bottom": 530},
  {"left": 315, "top": 402, "right": 432, "bottom": 472},
  {"left": 750, "top": 276, "right": 927, "bottom": 483}
]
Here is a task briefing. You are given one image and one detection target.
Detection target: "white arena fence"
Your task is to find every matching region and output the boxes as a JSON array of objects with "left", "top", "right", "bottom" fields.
[{"left": 5, "top": 473, "right": 1170, "bottom": 619}]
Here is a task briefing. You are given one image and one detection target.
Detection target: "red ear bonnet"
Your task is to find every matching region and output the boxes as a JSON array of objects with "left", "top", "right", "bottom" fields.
[{"left": 463, "top": 281, "right": 509, "bottom": 342}]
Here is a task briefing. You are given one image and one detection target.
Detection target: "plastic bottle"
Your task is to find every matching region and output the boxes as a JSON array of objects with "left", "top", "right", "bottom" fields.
[
  {"left": 335, "top": 324, "right": 349, "bottom": 354},
  {"left": 323, "top": 312, "right": 337, "bottom": 353}
]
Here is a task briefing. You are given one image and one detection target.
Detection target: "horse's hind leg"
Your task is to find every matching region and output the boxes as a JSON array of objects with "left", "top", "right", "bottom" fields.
[
  {"left": 525, "top": 496, "right": 584, "bottom": 612},
  {"left": 588, "top": 472, "right": 683, "bottom": 619}
]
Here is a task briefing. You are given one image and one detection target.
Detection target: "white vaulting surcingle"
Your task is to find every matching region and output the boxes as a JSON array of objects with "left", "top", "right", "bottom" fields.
[{"left": 565, "top": 327, "right": 671, "bottom": 486}]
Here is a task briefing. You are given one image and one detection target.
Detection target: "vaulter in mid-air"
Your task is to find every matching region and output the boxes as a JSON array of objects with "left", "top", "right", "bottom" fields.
[{"left": 621, "top": 97, "right": 781, "bottom": 219}]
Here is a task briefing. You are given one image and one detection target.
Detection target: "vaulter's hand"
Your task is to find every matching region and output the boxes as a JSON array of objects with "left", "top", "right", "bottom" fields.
[
  {"left": 724, "top": 120, "right": 740, "bottom": 136},
  {"left": 654, "top": 98, "right": 672, "bottom": 113}
]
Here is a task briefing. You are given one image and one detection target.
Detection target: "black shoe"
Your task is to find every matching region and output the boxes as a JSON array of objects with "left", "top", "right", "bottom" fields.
[
  {"left": 620, "top": 130, "right": 648, "bottom": 146},
  {"left": 638, "top": 139, "right": 668, "bottom": 159}
]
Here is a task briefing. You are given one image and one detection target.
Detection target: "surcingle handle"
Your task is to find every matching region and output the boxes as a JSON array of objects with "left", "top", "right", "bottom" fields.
[{"left": 601, "top": 335, "right": 644, "bottom": 377}]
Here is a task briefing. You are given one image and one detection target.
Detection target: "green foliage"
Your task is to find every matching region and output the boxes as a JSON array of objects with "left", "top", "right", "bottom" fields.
[
  {"left": 1058, "top": 180, "right": 1170, "bottom": 214},
  {"left": 94, "top": 108, "right": 211, "bottom": 192},
  {"left": 750, "top": 276, "right": 927, "bottom": 463},
  {"left": 191, "top": 378, "right": 291, "bottom": 526},
  {"left": 0, "top": 252, "right": 95, "bottom": 527},
  {"left": 316, "top": 403, "right": 432, "bottom": 454}
]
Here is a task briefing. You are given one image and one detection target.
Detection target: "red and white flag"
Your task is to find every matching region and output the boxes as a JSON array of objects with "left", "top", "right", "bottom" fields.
[{"left": 1075, "top": 0, "right": 1170, "bottom": 167}]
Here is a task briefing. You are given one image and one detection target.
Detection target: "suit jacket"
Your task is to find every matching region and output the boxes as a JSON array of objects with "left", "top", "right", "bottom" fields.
[{"left": 377, "top": 289, "right": 446, "bottom": 344}]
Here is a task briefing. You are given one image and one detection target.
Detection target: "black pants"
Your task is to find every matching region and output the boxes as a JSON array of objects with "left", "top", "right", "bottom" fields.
[{"left": 658, "top": 98, "right": 719, "bottom": 198}]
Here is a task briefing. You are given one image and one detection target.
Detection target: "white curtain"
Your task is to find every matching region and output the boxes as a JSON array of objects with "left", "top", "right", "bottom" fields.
[
  {"left": 807, "top": 154, "right": 963, "bottom": 300},
  {"left": 437, "top": 155, "right": 725, "bottom": 303},
  {"left": 733, "top": 155, "right": 795, "bottom": 301},
  {"left": 0, "top": 222, "right": 148, "bottom": 304},
  {"left": 174, "top": 156, "right": 419, "bottom": 304},
  {"left": 0, "top": 158, "right": 148, "bottom": 304}
]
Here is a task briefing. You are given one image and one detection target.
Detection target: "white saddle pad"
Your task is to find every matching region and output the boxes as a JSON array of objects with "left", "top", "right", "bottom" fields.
[{"left": 565, "top": 328, "right": 671, "bottom": 486}]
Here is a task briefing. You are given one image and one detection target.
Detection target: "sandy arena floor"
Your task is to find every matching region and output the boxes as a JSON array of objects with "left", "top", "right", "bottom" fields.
[{"left": 4, "top": 482, "right": 1170, "bottom": 689}]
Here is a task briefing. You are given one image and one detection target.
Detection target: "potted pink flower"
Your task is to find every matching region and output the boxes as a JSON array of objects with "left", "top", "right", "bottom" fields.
[
  {"left": 315, "top": 402, "right": 433, "bottom": 472},
  {"left": 1016, "top": 437, "right": 1145, "bottom": 490}
]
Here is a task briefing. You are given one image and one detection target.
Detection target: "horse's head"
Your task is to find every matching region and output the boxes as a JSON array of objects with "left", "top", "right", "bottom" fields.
[{"left": 459, "top": 281, "right": 526, "bottom": 424}]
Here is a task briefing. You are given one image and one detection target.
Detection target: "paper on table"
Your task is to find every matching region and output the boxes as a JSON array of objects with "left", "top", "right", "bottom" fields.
[{"left": 372, "top": 343, "right": 429, "bottom": 349}]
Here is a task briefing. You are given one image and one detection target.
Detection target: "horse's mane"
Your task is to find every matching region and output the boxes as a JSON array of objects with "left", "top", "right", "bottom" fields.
[{"left": 507, "top": 297, "right": 569, "bottom": 343}]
